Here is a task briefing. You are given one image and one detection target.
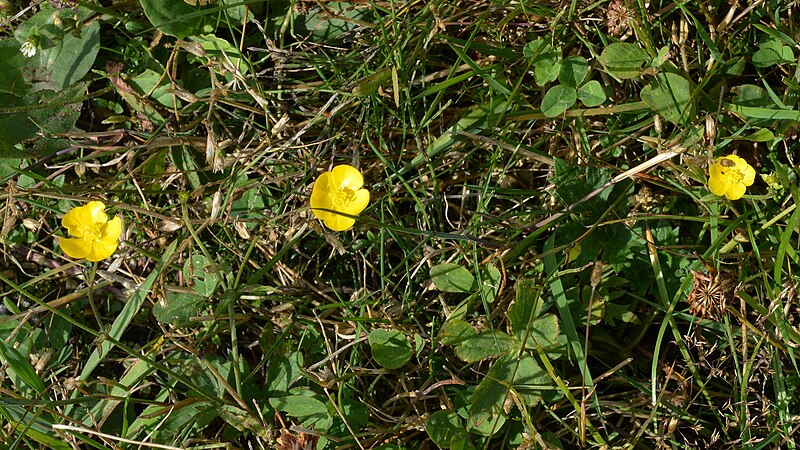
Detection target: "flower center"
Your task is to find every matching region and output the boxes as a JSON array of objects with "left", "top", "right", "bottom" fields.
[
  {"left": 719, "top": 168, "right": 743, "bottom": 184},
  {"left": 76, "top": 224, "right": 102, "bottom": 242},
  {"left": 332, "top": 185, "right": 357, "bottom": 209}
]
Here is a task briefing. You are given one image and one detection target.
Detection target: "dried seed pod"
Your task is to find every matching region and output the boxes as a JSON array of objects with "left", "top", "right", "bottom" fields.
[{"left": 686, "top": 264, "right": 738, "bottom": 320}]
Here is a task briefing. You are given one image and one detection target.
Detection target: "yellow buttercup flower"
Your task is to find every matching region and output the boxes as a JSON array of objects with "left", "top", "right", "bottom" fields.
[
  {"left": 708, "top": 154, "right": 755, "bottom": 200},
  {"left": 310, "top": 164, "right": 370, "bottom": 231},
  {"left": 59, "top": 201, "right": 122, "bottom": 262}
]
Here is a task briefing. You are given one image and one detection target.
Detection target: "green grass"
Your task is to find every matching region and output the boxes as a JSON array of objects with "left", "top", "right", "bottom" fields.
[{"left": 2, "top": 0, "right": 800, "bottom": 448}]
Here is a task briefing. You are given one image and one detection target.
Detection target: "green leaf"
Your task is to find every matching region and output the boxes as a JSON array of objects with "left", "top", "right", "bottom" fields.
[
  {"left": 15, "top": 7, "right": 100, "bottom": 89},
  {"left": 519, "top": 314, "right": 561, "bottom": 350},
  {"left": 524, "top": 39, "right": 561, "bottom": 86},
  {"left": 430, "top": 263, "right": 476, "bottom": 293},
  {"left": 218, "top": 405, "right": 264, "bottom": 434},
  {"left": 0, "top": 405, "right": 70, "bottom": 450},
  {"left": 48, "top": 20, "right": 100, "bottom": 89},
  {"left": 269, "top": 393, "right": 333, "bottom": 430},
  {"left": 183, "top": 254, "right": 222, "bottom": 297},
  {"left": 0, "top": 338, "right": 45, "bottom": 394},
  {"left": 752, "top": 36, "right": 794, "bottom": 67},
  {"left": 352, "top": 67, "right": 393, "bottom": 97},
  {"left": 152, "top": 292, "right": 205, "bottom": 325},
  {"left": 727, "top": 128, "right": 775, "bottom": 142},
  {"left": 468, "top": 354, "right": 550, "bottom": 434},
  {"left": 426, "top": 410, "right": 464, "bottom": 449},
  {"left": 439, "top": 320, "right": 516, "bottom": 362},
  {"left": 454, "top": 331, "right": 516, "bottom": 362},
  {"left": 640, "top": 72, "right": 693, "bottom": 124},
  {"left": 269, "top": 395, "right": 328, "bottom": 417},
  {"left": 599, "top": 42, "right": 649, "bottom": 79},
  {"left": 140, "top": 0, "right": 207, "bottom": 38},
  {"left": 508, "top": 280, "right": 543, "bottom": 338},
  {"left": 558, "top": 56, "right": 589, "bottom": 88},
  {"left": 0, "top": 40, "right": 30, "bottom": 95},
  {"left": 439, "top": 320, "right": 476, "bottom": 346},
  {"left": 541, "top": 85, "right": 577, "bottom": 117},
  {"left": 0, "top": 82, "right": 85, "bottom": 157},
  {"left": 189, "top": 34, "right": 248, "bottom": 75},
  {"left": 731, "top": 84, "right": 772, "bottom": 107},
  {"left": 369, "top": 329, "right": 412, "bottom": 369},
  {"left": 577, "top": 80, "right": 607, "bottom": 107},
  {"left": 299, "top": 2, "right": 374, "bottom": 44},
  {"left": 479, "top": 264, "right": 501, "bottom": 303}
]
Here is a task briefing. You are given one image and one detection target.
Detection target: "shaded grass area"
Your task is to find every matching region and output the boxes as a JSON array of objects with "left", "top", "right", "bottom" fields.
[{"left": 2, "top": 0, "right": 800, "bottom": 448}]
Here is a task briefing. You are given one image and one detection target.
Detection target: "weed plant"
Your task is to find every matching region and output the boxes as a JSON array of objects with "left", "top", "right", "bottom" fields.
[{"left": 1, "top": 0, "right": 800, "bottom": 448}]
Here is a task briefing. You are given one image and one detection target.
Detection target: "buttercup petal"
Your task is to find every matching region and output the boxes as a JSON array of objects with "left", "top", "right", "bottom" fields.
[
  {"left": 725, "top": 182, "right": 746, "bottom": 200},
  {"left": 101, "top": 216, "right": 123, "bottom": 243},
  {"left": 324, "top": 214, "right": 356, "bottom": 232},
  {"left": 741, "top": 163, "right": 756, "bottom": 186},
  {"left": 85, "top": 201, "right": 109, "bottom": 226},
  {"left": 708, "top": 174, "right": 731, "bottom": 197},
  {"left": 709, "top": 163, "right": 725, "bottom": 177},
  {"left": 346, "top": 189, "right": 370, "bottom": 216},
  {"left": 331, "top": 165, "right": 363, "bottom": 190},
  {"left": 310, "top": 172, "right": 334, "bottom": 221},
  {"left": 62, "top": 205, "right": 92, "bottom": 237},
  {"left": 86, "top": 239, "right": 118, "bottom": 262},
  {"left": 59, "top": 237, "right": 90, "bottom": 259}
]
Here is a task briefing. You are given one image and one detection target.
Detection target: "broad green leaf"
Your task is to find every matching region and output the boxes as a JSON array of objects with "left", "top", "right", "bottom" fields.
[
  {"left": 369, "top": 329, "right": 412, "bottom": 369},
  {"left": 128, "top": 69, "right": 178, "bottom": 107},
  {"left": 265, "top": 352, "right": 303, "bottom": 394},
  {"left": 426, "top": 410, "right": 464, "bottom": 449},
  {"left": 450, "top": 433, "right": 477, "bottom": 450},
  {"left": 0, "top": 40, "right": 29, "bottom": 95},
  {"left": 300, "top": 2, "right": 374, "bottom": 44},
  {"left": 440, "top": 320, "right": 516, "bottom": 362},
  {"left": 578, "top": 80, "right": 607, "bottom": 107},
  {"left": 468, "top": 354, "right": 550, "bottom": 434},
  {"left": 454, "top": 331, "right": 516, "bottom": 362},
  {"left": 189, "top": 34, "right": 248, "bottom": 75},
  {"left": 218, "top": 405, "right": 264, "bottom": 434},
  {"left": 640, "top": 72, "right": 693, "bottom": 124},
  {"left": 0, "top": 82, "right": 85, "bottom": 157},
  {"left": 439, "top": 320, "right": 476, "bottom": 346},
  {"left": 141, "top": 0, "right": 207, "bottom": 38},
  {"left": 519, "top": 313, "right": 561, "bottom": 350},
  {"left": 0, "top": 338, "right": 45, "bottom": 394},
  {"left": 599, "top": 42, "right": 649, "bottom": 79},
  {"left": 269, "top": 395, "right": 329, "bottom": 425},
  {"left": 558, "top": 56, "right": 589, "bottom": 88},
  {"left": 152, "top": 292, "right": 205, "bottom": 325},
  {"left": 524, "top": 39, "right": 561, "bottom": 86},
  {"left": 508, "top": 280, "right": 543, "bottom": 337},
  {"left": 14, "top": 7, "right": 100, "bottom": 89},
  {"left": 731, "top": 84, "right": 772, "bottom": 107},
  {"left": 541, "top": 85, "right": 577, "bottom": 117},
  {"left": 752, "top": 36, "right": 794, "bottom": 67},
  {"left": 48, "top": 20, "right": 100, "bottom": 89},
  {"left": 183, "top": 254, "right": 222, "bottom": 297},
  {"left": 430, "top": 263, "right": 476, "bottom": 293},
  {"left": 727, "top": 128, "right": 776, "bottom": 142}
]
